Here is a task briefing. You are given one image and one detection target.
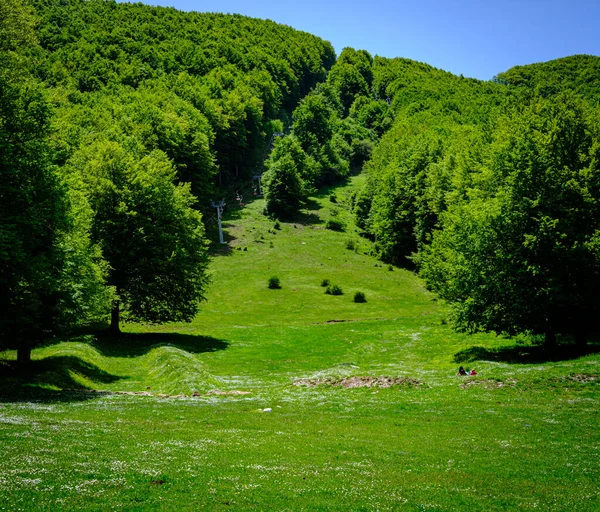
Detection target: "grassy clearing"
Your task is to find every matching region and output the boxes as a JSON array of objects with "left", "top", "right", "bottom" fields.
[{"left": 1, "top": 175, "right": 600, "bottom": 510}]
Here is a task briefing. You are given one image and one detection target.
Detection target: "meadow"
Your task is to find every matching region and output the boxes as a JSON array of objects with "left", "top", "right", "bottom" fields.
[{"left": 1, "top": 175, "right": 599, "bottom": 511}]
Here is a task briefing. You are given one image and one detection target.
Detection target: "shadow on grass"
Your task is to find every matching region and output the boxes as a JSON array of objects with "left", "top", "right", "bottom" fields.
[
  {"left": 91, "top": 332, "right": 229, "bottom": 358},
  {"left": 0, "top": 356, "right": 124, "bottom": 403},
  {"left": 292, "top": 210, "right": 322, "bottom": 226},
  {"left": 454, "top": 342, "right": 600, "bottom": 364},
  {"left": 208, "top": 226, "right": 236, "bottom": 256}
]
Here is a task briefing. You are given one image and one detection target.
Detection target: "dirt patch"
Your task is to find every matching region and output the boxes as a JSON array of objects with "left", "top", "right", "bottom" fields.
[
  {"left": 293, "top": 376, "right": 423, "bottom": 388},
  {"left": 460, "top": 378, "right": 518, "bottom": 389},
  {"left": 206, "top": 390, "right": 252, "bottom": 395},
  {"left": 567, "top": 373, "right": 597, "bottom": 383}
]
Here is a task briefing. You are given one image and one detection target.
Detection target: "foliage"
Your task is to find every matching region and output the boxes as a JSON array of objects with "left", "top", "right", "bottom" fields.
[
  {"left": 0, "top": 0, "right": 110, "bottom": 360},
  {"left": 29, "top": 0, "right": 336, "bottom": 195},
  {"left": 66, "top": 141, "right": 210, "bottom": 328},
  {"left": 325, "top": 219, "right": 345, "bottom": 232},
  {"left": 268, "top": 276, "right": 281, "bottom": 289},
  {"left": 353, "top": 291, "right": 367, "bottom": 303},
  {"left": 496, "top": 54, "right": 600, "bottom": 102},
  {"left": 263, "top": 154, "right": 307, "bottom": 219},
  {"left": 325, "top": 284, "right": 343, "bottom": 295},
  {"left": 421, "top": 94, "right": 600, "bottom": 343}
]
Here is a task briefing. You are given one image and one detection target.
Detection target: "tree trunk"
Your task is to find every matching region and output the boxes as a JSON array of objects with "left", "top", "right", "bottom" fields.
[
  {"left": 544, "top": 331, "right": 557, "bottom": 349},
  {"left": 575, "top": 331, "right": 587, "bottom": 349},
  {"left": 17, "top": 345, "right": 32, "bottom": 364},
  {"left": 110, "top": 300, "right": 121, "bottom": 334}
]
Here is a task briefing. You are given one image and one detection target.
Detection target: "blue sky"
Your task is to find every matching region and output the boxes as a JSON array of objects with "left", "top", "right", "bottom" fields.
[{"left": 127, "top": 0, "right": 600, "bottom": 80}]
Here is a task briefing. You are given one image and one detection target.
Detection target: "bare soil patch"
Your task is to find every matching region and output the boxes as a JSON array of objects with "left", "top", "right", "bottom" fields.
[{"left": 293, "top": 376, "right": 423, "bottom": 388}]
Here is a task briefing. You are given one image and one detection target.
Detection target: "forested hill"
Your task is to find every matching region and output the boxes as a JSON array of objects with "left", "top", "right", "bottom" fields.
[
  {"left": 1, "top": 0, "right": 337, "bottom": 358},
  {"left": 342, "top": 52, "right": 600, "bottom": 346},
  {"left": 496, "top": 54, "right": 600, "bottom": 102},
  {"left": 32, "top": 0, "right": 334, "bottom": 105},
  {"left": 29, "top": 0, "right": 336, "bottom": 200}
]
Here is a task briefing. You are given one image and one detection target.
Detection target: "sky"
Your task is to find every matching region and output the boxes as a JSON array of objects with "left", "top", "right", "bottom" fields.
[{"left": 125, "top": 0, "right": 600, "bottom": 80}]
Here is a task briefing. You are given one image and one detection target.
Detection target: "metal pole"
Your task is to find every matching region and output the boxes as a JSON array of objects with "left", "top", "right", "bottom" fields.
[{"left": 211, "top": 200, "right": 226, "bottom": 244}]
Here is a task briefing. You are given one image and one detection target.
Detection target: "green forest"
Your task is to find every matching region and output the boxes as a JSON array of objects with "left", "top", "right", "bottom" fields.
[
  {"left": 3, "top": 0, "right": 600, "bottom": 361},
  {"left": 2, "top": 0, "right": 336, "bottom": 360},
  {"left": 3, "top": 1, "right": 600, "bottom": 509},
  {"left": 0, "top": 0, "right": 600, "bottom": 352}
]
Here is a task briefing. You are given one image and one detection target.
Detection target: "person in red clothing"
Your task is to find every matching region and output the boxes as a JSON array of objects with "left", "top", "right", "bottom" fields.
[{"left": 469, "top": 369, "right": 478, "bottom": 376}]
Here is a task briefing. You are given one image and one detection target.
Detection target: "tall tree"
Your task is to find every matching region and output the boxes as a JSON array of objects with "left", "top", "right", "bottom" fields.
[
  {"left": 421, "top": 94, "right": 600, "bottom": 347},
  {"left": 0, "top": 0, "right": 110, "bottom": 362},
  {"left": 67, "top": 141, "right": 210, "bottom": 332},
  {"left": 263, "top": 154, "right": 306, "bottom": 219}
]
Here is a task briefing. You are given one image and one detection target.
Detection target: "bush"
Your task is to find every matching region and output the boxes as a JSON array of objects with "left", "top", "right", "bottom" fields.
[
  {"left": 329, "top": 194, "right": 337, "bottom": 203},
  {"left": 345, "top": 239, "right": 356, "bottom": 251},
  {"left": 321, "top": 278, "right": 330, "bottom": 287},
  {"left": 326, "top": 219, "right": 345, "bottom": 231},
  {"left": 273, "top": 220, "right": 281, "bottom": 230},
  {"left": 325, "top": 284, "right": 343, "bottom": 295},
  {"left": 353, "top": 291, "right": 367, "bottom": 303},
  {"left": 268, "top": 276, "right": 281, "bottom": 289}
]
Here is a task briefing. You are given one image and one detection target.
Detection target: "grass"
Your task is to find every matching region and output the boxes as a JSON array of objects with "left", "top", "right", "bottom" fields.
[{"left": 1, "top": 174, "right": 600, "bottom": 510}]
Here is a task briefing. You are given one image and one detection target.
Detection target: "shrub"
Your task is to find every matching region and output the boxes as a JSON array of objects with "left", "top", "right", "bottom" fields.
[
  {"left": 329, "top": 194, "right": 337, "bottom": 203},
  {"left": 321, "top": 278, "right": 330, "bottom": 287},
  {"left": 326, "top": 219, "right": 345, "bottom": 231},
  {"left": 353, "top": 291, "right": 367, "bottom": 303},
  {"left": 345, "top": 239, "right": 356, "bottom": 251},
  {"left": 325, "top": 284, "right": 343, "bottom": 295},
  {"left": 273, "top": 220, "right": 281, "bottom": 230},
  {"left": 268, "top": 276, "right": 281, "bottom": 289}
]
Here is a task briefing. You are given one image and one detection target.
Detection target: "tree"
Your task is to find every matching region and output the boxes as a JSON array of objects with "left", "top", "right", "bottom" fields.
[
  {"left": 421, "top": 95, "right": 600, "bottom": 347},
  {"left": 0, "top": 0, "right": 110, "bottom": 362},
  {"left": 292, "top": 93, "right": 335, "bottom": 151},
  {"left": 327, "top": 62, "right": 369, "bottom": 115},
  {"left": 263, "top": 154, "right": 306, "bottom": 219},
  {"left": 267, "top": 135, "right": 316, "bottom": 187},
  {"left": 67, "top": 141, "right": 210, "bottom": 333}
]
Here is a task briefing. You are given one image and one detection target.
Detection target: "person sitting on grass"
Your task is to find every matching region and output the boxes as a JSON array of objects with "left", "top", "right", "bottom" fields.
[{"left": 457, "top": 366, "right": 467, "bottom": 376}]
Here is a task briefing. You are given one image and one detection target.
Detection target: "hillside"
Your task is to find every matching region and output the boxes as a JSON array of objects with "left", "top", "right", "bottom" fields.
[
  {"left": 2, "top": 179, "right": 600, "bottom": 510},
  {"left": 2, "top": 2, "right": 600, "bottom": 508},
  {"left": 30, "top": 0, "right": 336, "bottom": 201},
  {"left": 497, "top": 54, "right": 600, "bottom": 102}
]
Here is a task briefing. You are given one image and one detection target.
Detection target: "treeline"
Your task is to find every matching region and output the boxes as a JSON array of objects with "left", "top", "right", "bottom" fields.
[
  {"left": 267, "top": 46, "right": 600, "bottom": 346},
  {"left": 1, "top": 0, "right": 335, "bottom": 361},
  {"left": 263, "top": 48, "right": 393, "bottom": 218},
  {"left": 353, "top": 55, "right": 600, "bottom": 346}
]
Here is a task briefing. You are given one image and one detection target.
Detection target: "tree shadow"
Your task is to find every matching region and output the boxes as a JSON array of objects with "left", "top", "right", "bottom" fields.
[
  {"left": 303, "top": 197, "right": 323, "bottom": 211},
  {"left": 293, "top": 211, "right": 322, "bottom": 226},
  {"left": 454, "top": 342, "right": 600, "bottom": 365},
  {"left": 0, "top": 356, "right": 123, "bottom": 403},
  {"left": 90, "top": 332, "right": 229, "bottom": 358}
]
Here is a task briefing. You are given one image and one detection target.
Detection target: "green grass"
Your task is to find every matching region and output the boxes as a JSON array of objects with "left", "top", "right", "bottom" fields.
[{"left": 1, "top": 174, "right": 600, "bottom": 510}]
